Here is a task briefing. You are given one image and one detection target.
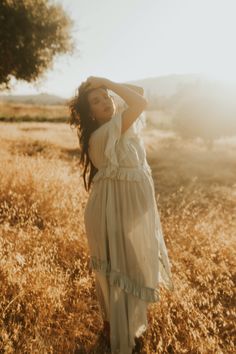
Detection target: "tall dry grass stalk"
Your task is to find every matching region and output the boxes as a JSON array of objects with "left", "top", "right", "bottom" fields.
[{"left": 0, "top": 123, "right": 235, "bottom": 353}]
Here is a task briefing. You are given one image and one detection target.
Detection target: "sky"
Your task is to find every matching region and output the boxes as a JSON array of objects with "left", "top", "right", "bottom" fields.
[{"left": 6, "top": 0, "right": 236, "bottom": 98}]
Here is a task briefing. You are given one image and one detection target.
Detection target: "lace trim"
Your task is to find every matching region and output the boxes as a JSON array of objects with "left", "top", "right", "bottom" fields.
[{"left": 89, "top": 255, "right": 160, "bottom": 302}]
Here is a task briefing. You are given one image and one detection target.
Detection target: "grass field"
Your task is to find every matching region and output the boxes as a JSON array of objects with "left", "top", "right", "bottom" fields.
[
  {"left": 0, "top": 102, "right": 68, "bottom": 122},
  {"left": 0, "top": 120, "right": 235, "bottom": 353}
]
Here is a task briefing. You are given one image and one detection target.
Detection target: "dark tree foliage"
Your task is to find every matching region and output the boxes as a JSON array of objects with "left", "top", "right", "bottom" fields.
[{"left": 0, "top": 0, "right": 75, "bottom": 90}]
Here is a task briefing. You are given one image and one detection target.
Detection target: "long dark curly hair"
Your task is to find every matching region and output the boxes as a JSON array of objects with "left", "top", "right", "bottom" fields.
[{"left": 67, "top": 84, "right": 108, "bottom": 192}]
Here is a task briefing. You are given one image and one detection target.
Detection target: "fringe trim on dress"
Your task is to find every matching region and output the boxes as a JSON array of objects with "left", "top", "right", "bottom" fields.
[{"left": 89, "top": 255, "right": 161, "bottom": 303}]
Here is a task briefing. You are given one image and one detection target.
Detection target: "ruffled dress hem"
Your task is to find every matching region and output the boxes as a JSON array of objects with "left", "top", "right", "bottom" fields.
[{"left": 89, "top": 255, "right": 174, "bottom": 303}]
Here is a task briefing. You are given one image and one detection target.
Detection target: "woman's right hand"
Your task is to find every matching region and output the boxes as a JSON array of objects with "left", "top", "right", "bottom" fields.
[{"left": 83, "top": 76, "right": 108, "bottom": 91}]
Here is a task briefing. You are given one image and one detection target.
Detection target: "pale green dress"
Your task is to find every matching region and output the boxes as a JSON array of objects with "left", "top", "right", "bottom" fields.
[{"left": 84, "top": 103, "right": 174, "bottom": 354}]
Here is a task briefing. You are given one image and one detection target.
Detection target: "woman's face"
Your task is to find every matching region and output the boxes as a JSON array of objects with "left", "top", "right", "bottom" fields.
[{"left": 87, "top": 88, "right": 115, "bottom": 126}]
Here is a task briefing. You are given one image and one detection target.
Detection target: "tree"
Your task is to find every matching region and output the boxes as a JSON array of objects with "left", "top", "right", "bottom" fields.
[{"left": 0, "top": 0, "right": 75, "bottom": 90}]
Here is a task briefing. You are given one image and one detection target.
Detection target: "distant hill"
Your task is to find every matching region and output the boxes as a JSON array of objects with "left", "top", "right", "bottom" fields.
[
  {"left": 0, "top": 73, "right": 212, "bottom": 106},
  {"left": 0, "top": 93, "right": 66, "bottom": 105},
  {"left": 126, "top": 73, "right": 208, "bottom": 98}
]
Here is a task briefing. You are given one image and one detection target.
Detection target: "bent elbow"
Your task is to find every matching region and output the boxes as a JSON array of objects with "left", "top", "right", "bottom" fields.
[{"left": 141, "top": 98, "right": 148, "bottom": 110}]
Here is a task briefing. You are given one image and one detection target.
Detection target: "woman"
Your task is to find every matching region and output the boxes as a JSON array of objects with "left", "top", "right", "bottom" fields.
[{"left": 68, "top": 76, "right": 174, "bottom": 354}]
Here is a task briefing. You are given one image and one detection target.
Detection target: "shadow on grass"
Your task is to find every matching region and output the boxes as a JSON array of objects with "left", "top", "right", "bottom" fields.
[{"left": 74, "top": 331, "right": 111, "bottom": 354}]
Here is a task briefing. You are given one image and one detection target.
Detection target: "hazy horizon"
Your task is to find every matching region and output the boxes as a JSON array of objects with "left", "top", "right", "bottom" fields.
[{"left": 3, "top": 0, "right": 236, "bottom": 98}]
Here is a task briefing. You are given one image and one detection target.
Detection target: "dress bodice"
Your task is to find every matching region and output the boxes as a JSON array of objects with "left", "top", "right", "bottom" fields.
[{"left": 88, "top": 104, "right": 152, "bottom": 183}]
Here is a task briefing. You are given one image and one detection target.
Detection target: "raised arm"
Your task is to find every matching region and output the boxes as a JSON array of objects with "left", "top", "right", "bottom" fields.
[
  {"left": 104, "top": 79, "right": 147, "bottom": 134},
  {"left": 121, "top": 82, "right": 144, "bottom": 96}
]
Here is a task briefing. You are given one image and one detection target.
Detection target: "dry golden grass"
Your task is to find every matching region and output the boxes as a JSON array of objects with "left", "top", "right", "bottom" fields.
[
  {"left": 0, "top": 122, "right": 235, "bottom": 353},
  {"left": 0, "top": 102, "right": 68, "bottom": 122}
]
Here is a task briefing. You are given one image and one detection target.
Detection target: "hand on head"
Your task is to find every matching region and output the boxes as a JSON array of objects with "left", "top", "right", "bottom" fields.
[{"left": 80, "top": 76, "right": 107, "bottom": 92}]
